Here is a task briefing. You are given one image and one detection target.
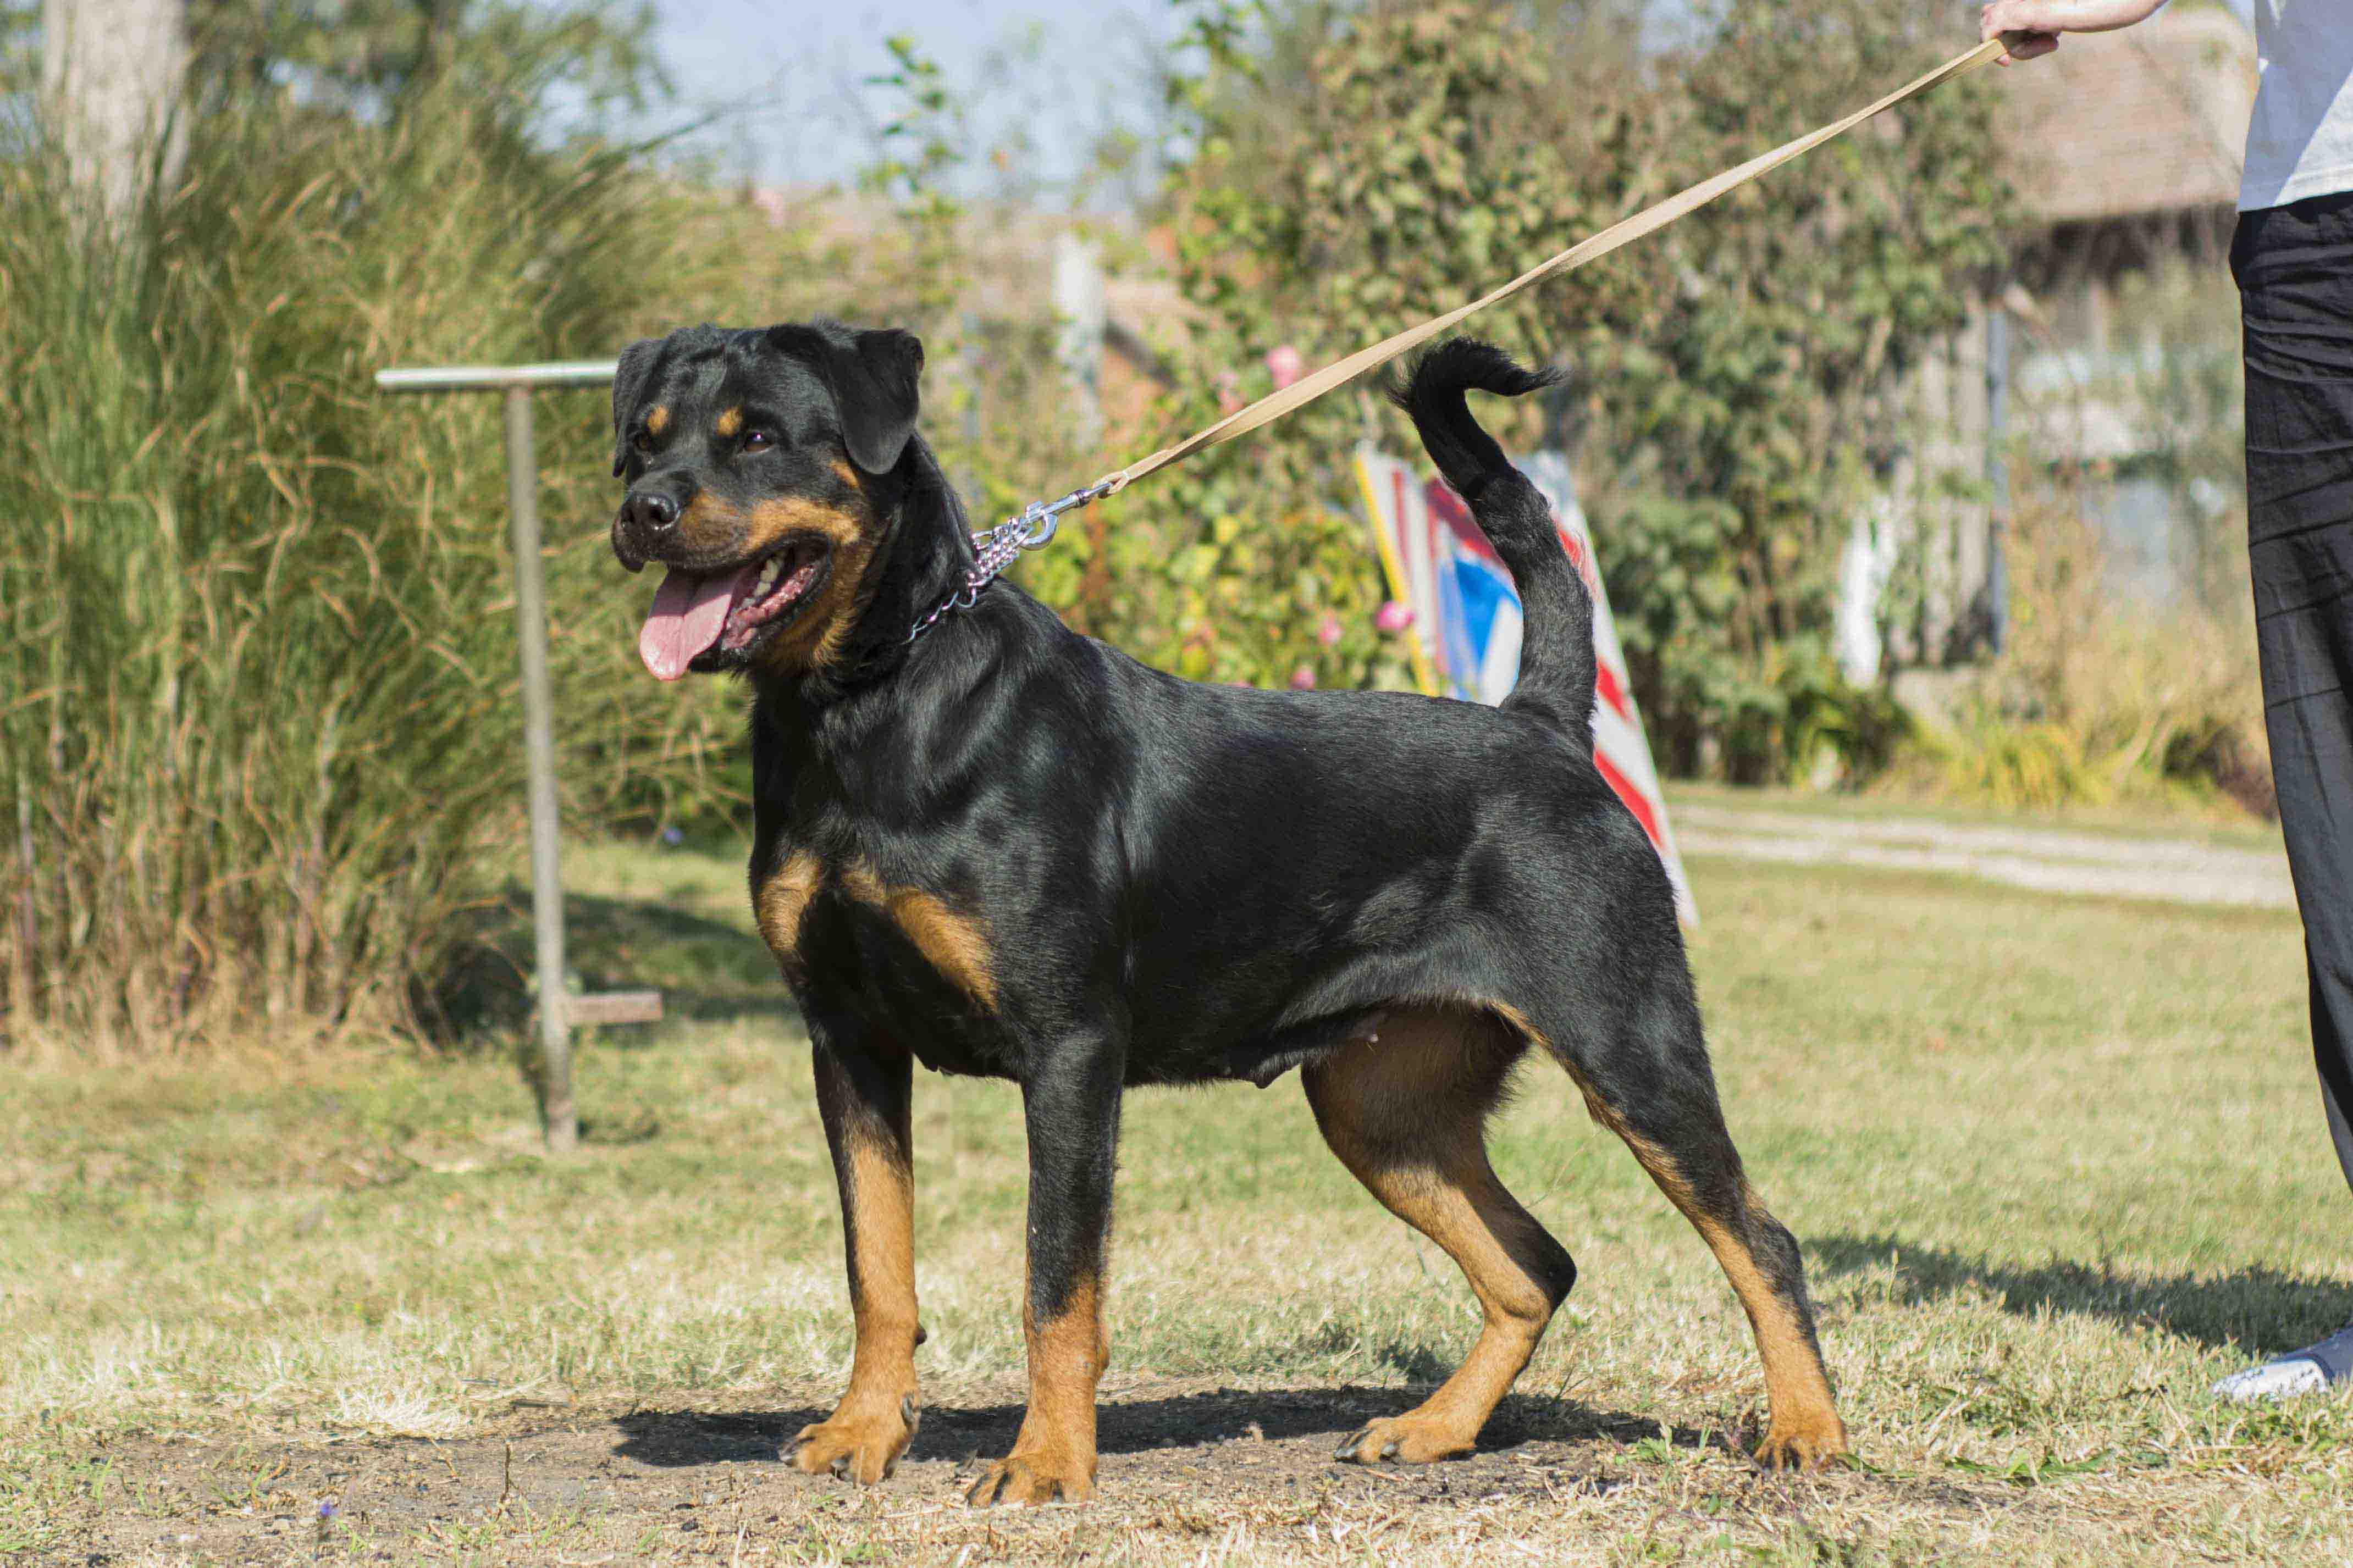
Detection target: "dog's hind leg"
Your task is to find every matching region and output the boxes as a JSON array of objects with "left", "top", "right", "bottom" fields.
[
  {"left": 1303, "top": 1009, "right": 1578, "bottom": 1465},
  {"left": 791, "top": 1034, "right": 924, "bottom": 1486},
  {"left": 1549, "top": 990, "right": 1849, "bottom": 1470}
]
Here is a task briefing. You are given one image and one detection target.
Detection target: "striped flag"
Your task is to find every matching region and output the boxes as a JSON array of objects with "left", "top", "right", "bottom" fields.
[{"left": 1355, "top": 445, "right": 1697, "bottom": 924}]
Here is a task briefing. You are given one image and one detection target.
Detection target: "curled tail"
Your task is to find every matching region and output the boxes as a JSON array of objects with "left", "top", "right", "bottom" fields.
[{"left": 1388, "top": 338, "right": 1595, "bottom": 741}]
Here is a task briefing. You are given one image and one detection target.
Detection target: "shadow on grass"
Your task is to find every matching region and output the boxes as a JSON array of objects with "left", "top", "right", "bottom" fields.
[
  {"left": 431, "top": 884, "right": 790, "bottom": 1039},
  {"left": 611, "top": 1387, "right": 1726, "bottom": 1469},
  {"left": 1812, "top": 1233, "right": 2353, "bottom": 1354}
]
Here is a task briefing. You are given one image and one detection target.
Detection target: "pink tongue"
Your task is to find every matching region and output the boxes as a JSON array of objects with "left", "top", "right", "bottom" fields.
[{"left": 639, "top": 564, "right": 759, "bottom": 682}]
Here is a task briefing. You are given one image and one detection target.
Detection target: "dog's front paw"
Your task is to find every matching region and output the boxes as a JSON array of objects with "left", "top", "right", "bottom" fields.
[
  {"left": 1752, "top": 1409, "right": 1850, "bottom": 1472},
  {"left": 964, "top": 1448, "right": 1095, "bottom": 1507},
  {"left": 1333, "top": 1412, "right": 1476, "bottom": 1465},
  {"left": 787, "top": 1392, "right": 920, "bottom": 1486}
]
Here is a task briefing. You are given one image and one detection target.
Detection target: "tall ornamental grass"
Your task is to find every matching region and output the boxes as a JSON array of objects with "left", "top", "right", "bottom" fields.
[{"left": 0, "top": 79, "right": 709, "bottom": 1052}]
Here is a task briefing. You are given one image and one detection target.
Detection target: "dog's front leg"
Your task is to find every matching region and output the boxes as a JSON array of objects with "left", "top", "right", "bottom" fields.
[
  {"left": 966, "top": 1035, "right": 1124, "bottom": 1507},
  {"left": 791, "top": 1034, "right": 922, "bottom": 1485}
]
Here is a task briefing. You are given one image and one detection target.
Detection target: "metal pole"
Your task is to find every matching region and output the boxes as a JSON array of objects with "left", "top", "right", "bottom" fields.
[
  {"left": 377, "top": 361, "right": 618, "bottom": 391},
  {"left": 503, "top": 386, "right": 576, "bottom": 1153},
  {"left": 1052, "top": 232, "right": 1105, "bottom": 448},
  {"left": 1984, "top": 304, "right": 2010, "bottom": 657}
]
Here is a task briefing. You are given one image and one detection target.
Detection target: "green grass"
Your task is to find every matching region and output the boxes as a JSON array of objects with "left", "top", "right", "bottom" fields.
[{"left": 4, "top": 833, "right": 2348, "bottom": 1564}]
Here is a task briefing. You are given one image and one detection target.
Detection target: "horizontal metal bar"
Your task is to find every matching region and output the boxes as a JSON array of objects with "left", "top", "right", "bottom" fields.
[{"left": 374, "top": 360, "right": 617, "bottom": 392}]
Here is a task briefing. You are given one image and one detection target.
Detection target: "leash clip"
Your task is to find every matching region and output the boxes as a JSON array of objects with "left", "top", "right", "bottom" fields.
[
  {"left": 1017, "top": 477, "right": 1116, "bottom": 551},
  {"left": 905, "top": 478, "right": 1115, "bottom": 644}
]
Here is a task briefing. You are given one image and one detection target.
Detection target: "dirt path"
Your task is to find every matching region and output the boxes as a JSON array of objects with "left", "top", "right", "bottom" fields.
[
  {"left": 63, "top": 1379, "right": 2019, "bottom": 1567},
  {"left": 1671, "top": 804, "right": 2295, "bottom": 911}
]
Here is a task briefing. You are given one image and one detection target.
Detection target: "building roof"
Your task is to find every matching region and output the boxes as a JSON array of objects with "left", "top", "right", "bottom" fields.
[{"left": 1992, "top": 4, "right": 2256, "bottom": 225}]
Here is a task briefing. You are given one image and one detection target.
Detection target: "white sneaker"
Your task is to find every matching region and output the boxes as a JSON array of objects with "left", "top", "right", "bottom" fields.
[{"left": 2212, "top": 1322, "right": 2353, "bottom": 1402}]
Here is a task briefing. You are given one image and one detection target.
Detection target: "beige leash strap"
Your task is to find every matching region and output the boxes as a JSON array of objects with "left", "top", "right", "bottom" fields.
[{"left": 1095, "top": 33, "right": 2019, "bottom": 497}]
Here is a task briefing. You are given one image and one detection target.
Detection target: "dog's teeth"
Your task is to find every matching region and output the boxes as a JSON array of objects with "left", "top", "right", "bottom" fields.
[{"left": 757, "top": 558, "right": 783, "bottom": 593}]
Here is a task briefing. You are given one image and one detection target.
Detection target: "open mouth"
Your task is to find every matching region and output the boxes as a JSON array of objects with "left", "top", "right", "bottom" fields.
[{"left": 637, "top": 538, "right": 831, "bottom": 682}]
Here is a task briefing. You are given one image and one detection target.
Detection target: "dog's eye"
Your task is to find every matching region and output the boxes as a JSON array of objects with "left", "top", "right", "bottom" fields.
[
  {"left": 629, "top": 430, "right": 653, "bottom": 455},
  {"left": 742, "top": 428, "right": 773, "bottom": 452}
]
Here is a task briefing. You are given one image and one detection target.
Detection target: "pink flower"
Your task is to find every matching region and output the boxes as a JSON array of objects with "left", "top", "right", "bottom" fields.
[
  {"left": 1317, "top": 612, "right": 1343, "bottom": 647},
  {"left": 1375, "top": 600, "right": 1414, "bottom": 634},
  {"left": 1289, "top": 664, "right": 1317, "bottom": 690},
  {"left": 1266, "top": 345, "right": 1305, "bottom": 390}
]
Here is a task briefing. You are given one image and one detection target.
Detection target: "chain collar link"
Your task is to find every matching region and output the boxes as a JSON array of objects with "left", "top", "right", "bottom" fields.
[{"left": 905, "top": 479, "right": 1115, "bottom": 643}]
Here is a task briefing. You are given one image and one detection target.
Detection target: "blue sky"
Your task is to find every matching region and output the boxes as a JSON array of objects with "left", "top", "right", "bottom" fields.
[
  {"left": 637, "top": 0, "right": 1185, "bottom": 199},
  {"left": 627, "top": 1, "right": 2261, "bottom": 201}
]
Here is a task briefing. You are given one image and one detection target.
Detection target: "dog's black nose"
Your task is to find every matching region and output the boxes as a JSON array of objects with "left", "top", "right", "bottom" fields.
[{"left": 625, "top": 491, "right": 679, "bottom": 533}]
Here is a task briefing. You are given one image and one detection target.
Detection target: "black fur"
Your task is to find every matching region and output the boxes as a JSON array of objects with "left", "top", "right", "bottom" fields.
[
  {"left": 1387, "top": 342, "right": 1594, "bottom": 737},
  {"left": 605, "top": 324, "right": 1841, "bottom": 1490}
]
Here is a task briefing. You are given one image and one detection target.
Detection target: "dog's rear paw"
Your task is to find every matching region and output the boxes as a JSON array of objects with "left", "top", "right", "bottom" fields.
[
  {"left": 1752, "top": 1411, "right": 1850, "bottom": 1472},
  {"left": 964, "top": 1449, "right": 1095, "bottom": 1507},
  {"left": 1333, "top": 1414, "right": 1475, "bottom": 1466},
  {"left": 787, "top": 1393, "right": 920, "bottom": 1486}
]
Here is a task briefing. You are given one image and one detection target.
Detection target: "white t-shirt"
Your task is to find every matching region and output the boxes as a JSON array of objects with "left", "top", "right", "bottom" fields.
[{"left": 2240, "top": 0, "right": 2353, "bottom": 210}]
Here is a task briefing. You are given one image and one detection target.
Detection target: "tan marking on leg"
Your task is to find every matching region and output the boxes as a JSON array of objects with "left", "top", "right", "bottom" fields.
[
  {"left": 754, "top": 852, "right": 823, "bottom": 974},
  {"left": 1484, "top": 999, "right": 1635, "bottom": 1128},
  {"left": 1697, "top": 1183, "right": 1847, "bottom": 1469},
  {"left": 841, "top": 860, "right": 997, "bottom": 1010},
  {"left": 645, "top": 403, "right": 670, "bottom": 436},
  {"left": 715, "top": 406, "right": 743, "bottom": 438},
  {"left": 1305, "top": 1009, "right": 1566, "bottom": 1465},
  {"left": 793, "top": 1059, "right": 921, "bottom": 1486},
  {"left": 1584, "top": 1104, "right": 1847, "bottom": 1470},
  {"left": 968, "top": 1272, "right": 1104, "bottom": 1506}
]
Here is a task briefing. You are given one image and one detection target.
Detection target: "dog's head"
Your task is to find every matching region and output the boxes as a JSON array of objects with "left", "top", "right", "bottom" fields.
[{"left": 610, "top": 320, "right": 925, "bottom": 682}]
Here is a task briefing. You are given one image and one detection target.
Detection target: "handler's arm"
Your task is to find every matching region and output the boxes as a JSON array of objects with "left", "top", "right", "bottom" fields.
[{"left": 1980, "top": 0, "right": 2169, "bottom": 64}]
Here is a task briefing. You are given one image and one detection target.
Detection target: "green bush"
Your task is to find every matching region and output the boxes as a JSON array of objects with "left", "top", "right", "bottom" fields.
[{"left": 1085, "top": 0, "right": 2007, "bottom": 772}]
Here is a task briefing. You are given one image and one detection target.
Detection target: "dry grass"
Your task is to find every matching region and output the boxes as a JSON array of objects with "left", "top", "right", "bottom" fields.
[{"left": 2, "top": 833, "right": 2348, "bottom": 1564}]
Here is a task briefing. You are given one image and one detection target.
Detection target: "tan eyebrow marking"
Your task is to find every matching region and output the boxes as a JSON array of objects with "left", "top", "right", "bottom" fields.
[
  {"left": 715, "top": 407, "right": 743, "bottom": 439},
  {"left": 646, "top": 405, "right": 670, "bottom": 436}
]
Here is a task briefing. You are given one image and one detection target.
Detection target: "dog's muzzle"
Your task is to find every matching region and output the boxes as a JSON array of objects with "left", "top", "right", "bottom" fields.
[{"left": 612, "top": 484, "right": 687, "bottom": 574}]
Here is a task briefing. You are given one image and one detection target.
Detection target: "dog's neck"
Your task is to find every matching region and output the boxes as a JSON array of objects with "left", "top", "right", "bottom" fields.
[
  {"left": 749, "top": 436, "right": 1069, "bottom": 823},
  {"left": 752, "top": 431, "right": 987, "bottom": 709}
]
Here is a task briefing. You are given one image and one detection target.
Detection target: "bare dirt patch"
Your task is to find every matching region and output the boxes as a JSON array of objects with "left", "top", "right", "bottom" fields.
[{"left": 59, "top": 1377, "right": 2014, "bottom": 1566}]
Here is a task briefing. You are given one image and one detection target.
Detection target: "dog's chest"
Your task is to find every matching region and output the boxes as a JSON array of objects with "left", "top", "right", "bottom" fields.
[{"left": 754, "top": 850, "right": 1010, "bottom": 1074}]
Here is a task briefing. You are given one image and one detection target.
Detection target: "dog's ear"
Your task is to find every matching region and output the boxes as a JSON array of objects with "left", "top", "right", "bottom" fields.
[
  {"left": 609, "top": 337, "right": 660, "bottom": 477},
  {"left": 793, "top": 326, "right": 924, "bottom": 475}
]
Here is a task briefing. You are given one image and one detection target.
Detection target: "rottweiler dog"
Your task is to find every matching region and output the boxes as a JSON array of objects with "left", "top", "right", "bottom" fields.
[{"left": 606, "top": 321, "right": 1847, "bottom": 1505}]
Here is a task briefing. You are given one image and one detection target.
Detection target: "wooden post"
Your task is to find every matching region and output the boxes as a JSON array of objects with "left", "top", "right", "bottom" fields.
[{"left": 503, "top": 386, "right": 576, "bottom": 1153}]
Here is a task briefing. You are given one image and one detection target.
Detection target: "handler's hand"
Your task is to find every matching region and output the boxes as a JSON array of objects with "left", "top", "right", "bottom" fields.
[{"left": 1980, "top": 0, "right": 2167, "bottom": 65}]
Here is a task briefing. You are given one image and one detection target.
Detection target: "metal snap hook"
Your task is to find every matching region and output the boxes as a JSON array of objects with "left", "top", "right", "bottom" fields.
[{"left": 1019, "top": 501, "right": 1058, "bottom": 550}]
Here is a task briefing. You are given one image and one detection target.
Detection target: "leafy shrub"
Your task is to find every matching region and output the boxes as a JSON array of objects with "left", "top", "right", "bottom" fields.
[{"left": 1093, "top": 0, "right": 2006, "bottom": 773}]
